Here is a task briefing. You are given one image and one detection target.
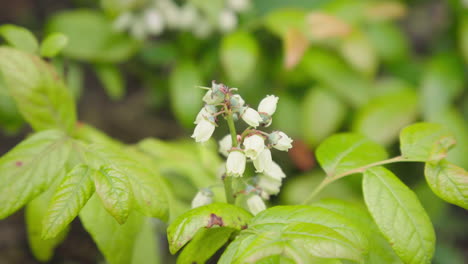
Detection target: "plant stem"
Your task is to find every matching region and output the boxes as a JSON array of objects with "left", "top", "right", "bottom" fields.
[
  {"left": 223, "top": 100, "right": 238, "bottom": 204},
  {"left": 223, "top": 175, "right": 235, "bottom": 204},
  {"left": 224, "top": 105, "right": 238, "bottom": 147},
  {"left": 302, "top": 156, "right": 406, "bottom": 204}
]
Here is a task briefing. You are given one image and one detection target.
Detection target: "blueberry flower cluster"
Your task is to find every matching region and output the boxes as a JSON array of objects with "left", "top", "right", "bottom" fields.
[
  {"left": 109, "top": 0, "right": 251, "bottom": 39},
  {"left": 191, "top": 82, "right": 293, "bottom": 215}
]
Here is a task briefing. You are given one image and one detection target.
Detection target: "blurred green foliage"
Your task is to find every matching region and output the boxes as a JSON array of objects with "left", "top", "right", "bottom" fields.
[{"left": 0, "top": 0, "right": 467, "bottom": 263}]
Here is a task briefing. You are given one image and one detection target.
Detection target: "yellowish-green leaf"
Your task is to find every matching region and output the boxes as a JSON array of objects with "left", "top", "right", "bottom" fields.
[
  {"left": 42, "top": 164, "right": 95, "bottom": 239},
  {"left": 399, "top": 122, "right": 456, "bottom": 162},
  {"left": 363, "top": 166, "right": 435, "bottom": 264},
  {"left": 94, "top": 165, "right": 132, "bottom": 224},
  {"left": 425, "top": 160, "right": 468, "bottom": 210},
  {"left": 0, "top": 130, "right": 71, "bottom": 218},
  {"left": 0, "top": 24, "right": 39, "bottom": 53}
]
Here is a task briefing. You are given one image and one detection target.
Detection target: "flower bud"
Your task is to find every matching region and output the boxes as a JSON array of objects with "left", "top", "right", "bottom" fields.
[
  {"left": 253, "top": 148, "right": 273, "bottom": 173},
  {"left": 218, "top": 134, "right": 232, "bottom": 157},
  {"left": 226, "top": 151, "right": 246, "bottom": 177},
  {"left": 258, "top": 95, "right": 279, "bottom": 116},
  {"left": 241, "top": 107, "right": 263, "bottom": 127},
  {"left": 247, "top": 195, "right": 266, "bottom": 215},
  {"left": 230, "top": 94, "right": 245, "bottom": 109},
  {"left": 203, "top": 82, "right": 226, "bottom": 104},
  {"left": 195, "top": 105, "right": 217, "bottom": 124},
  {"left": 259, "top": 112, "right": 272, "bottom": 127},
  {"left": 191, "top": 119, "right": 215, "bottom": 142},
  {"left": 191, "top": 189, "right": 213, "bottom": 208},
  {"left": 269, "top": 131, "right": 293, "bottom": 151},
  {"left": 264, "top": 161, "right": 286, "bottom": 180},
  {"left": 243, "top": 134, "right": 264, "bottom": 159}
]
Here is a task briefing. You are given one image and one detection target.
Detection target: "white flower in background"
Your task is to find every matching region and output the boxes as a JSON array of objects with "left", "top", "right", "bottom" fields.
[
  {"left": 130, "top": 17, "right": 147, "bottom": 39},
  {"left": 178, "top": 4, "right": 198, "bottom": 30},
  {"left": 241, "top": 107, "right": 263, "bottom": 127},
  {"left": 264, "top": 161, "right": 286, "bottom": 180},
  {"left": 114, "top": 12, "right": 134, "bottom": 32},
  {"left": 192, "top": 119, "right": 215, "bottom": 142},
  {"left": 143, "top": 9, "right": 164, "bottom": 34},
  {"left": 253, "top": 149, "right": 273, "bottom": 173},
  {"left": 269, "top": 131, "right": 293, "bottom": 151},
  {"left": 243, "top": 134, "right": 264, "bottom": 159},
  {"left": 192, "top": 18, "right": 213, "bottom": 38},
  {"left": 218, "top": 134, "right": 232, "bottom": 157},
  {"left": 258, "top": 95, "right": 279, "bottom": 116},
  {"left": 257, "top": 175, "right": 282, "bottom": 196},
  {"left": 218, "top": 9, "right": 237, "bottom": 32},
  {"left": 191, "top": 189, "right": 213, "bottom": 208},
  {"left": 227, "top": 0, "right": 251, "bottom": 12},
  {"left": 226, "top": 151, "right": 246, "bottom": 177},
  {"left": 247, "top": 195, "right": 266, "bottom": 215}
]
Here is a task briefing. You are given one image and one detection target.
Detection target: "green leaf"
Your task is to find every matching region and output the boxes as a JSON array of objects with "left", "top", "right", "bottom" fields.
[
  {"left": 42, "top": 164, "right": 95, "bottom": 239},
  {"left": 88, "top": 144, "right": 169, "bottom": 221},
  {"left": 222, "top": 223, "right": 363, "bottom": 263},
  {"left": 0, "top": 47, "right": 77, "bottom": 132},
  {"left": 94, "top": 165, "right": 132, "bottom": 224},
  {"left": 250, "top": 205, "right": 368, "bottom": 252},
  {"left": 0, "top": 130, "right": 71, "bottom": 218},
  {"left": 221, "top": 31, "right": 259, "bottom": 84},
  {"left": 352, "top": 88, "right": 419, "bottom": 145},
  {"left": 169, "top": 61, "right": 204, "bottom": 128},
  {"left": 177, "top": 227, "right": 235, "bottom": 264},
  {"left": 0, "top": 24, "right": 39, "bottom": 53},
  {"left": 167, "top": 203, "right": 252, "bottom": 254},
  {"left": 80, "top": 195, "right": 155, "bottom": 264},
  {"left": 459, "top": 15, "right": 468, "bottom": 64},
  {"left": 263, "top": 9, "right": 307, "bottom": 37},
  {"left": 313, "top": 199, "right": 403, "bottom": 264},
  {"left": 339, "top": 31, "right": 378, "bottom": 77},
  {"left": 131, "top": 218, "right": 160, "bottom": 264},
  {"left": 316, "top": 133, "right": 388, "bottom": 177},
  {"left": 40, "top": 32, "right": 68, "bottom": 58},
  {"left": 366, "top": 22, "right": 409, "bottom": 63},
  {"left": 426, "top": 108, "right": 468, "bottom": 169},
  {"left": 425, "top": 160, "right": 468, "bottom": 210},
  {"left": 301, "top": 87, "right": 347, "bottom": 146},
  {"left": 399, "top": 122, "right": 456, "bottom": 162},
  {"left": 363, "top": 166, "right": 435, "bottom": 264},
  {"left": 302, "top": 49, "right": 371, "bottom": 107},
  {"left": 46, "top": 10, "right": 138, "bottom": 62},
  {"left": 26, "top": 176, "right": 69, "bottom": 262},
  {"left": 420, "top": 53, "right": 465, "bottom": 120},
  {"left": 93, "top": 63, "right": 125, "bottom": 100}
]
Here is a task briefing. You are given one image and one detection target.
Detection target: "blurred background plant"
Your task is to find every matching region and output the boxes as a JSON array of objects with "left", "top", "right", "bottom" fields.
[{"left": 0, "top": 0, "right": 467, "bottom": 263}]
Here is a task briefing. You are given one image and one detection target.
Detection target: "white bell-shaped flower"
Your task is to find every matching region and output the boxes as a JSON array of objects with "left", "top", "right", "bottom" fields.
[
  {"left": 230, "top": 94, "right": 245, "bottom": 109},
  {"left": 243, "top": 134, "right": 264, "bottom": 159},
  {"left": 257, "top": 175, "right": 282, "bottom": 196},
  {"left": 143, "top": 9, "right": 164, "bottom": 35},
  {"left": 247, "top": 195, "right": 266, "bottom": 215},
  {"left": 191, "top": 189, "right": 213, "bottom": 208},
  {"left": 269, "top": 131, "right": 293, "bottom": 151},
  {"left": 264, "top": 161, "right": 286, "bottom": 180},
  {"left": 253, "top": 148, "right": 273, "bottom": 173},
  {"left": 218, "top": 9, "right": 237, "bottom": 32},
  {"left": 241, "top": 107, "right": 263, "bottom": 127},
  {"left": 226, "top": 151, "right": 246, "bottom": 177},
  {"left": 191, "top": 119, "right": 215, "bottom": 142},
  {"left": 258, "top": 95, "right": 279, "bottom": 116},
  {"left": 218, "top": 134, "right": 232, "bottom": 157}
]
